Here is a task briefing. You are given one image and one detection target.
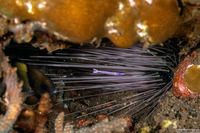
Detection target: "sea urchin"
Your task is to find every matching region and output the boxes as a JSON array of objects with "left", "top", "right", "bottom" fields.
[{"left": 9, "top": 42, "right": 180, "bottom": 120}]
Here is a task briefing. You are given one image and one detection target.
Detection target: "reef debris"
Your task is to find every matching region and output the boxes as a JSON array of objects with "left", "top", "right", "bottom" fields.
[
  {"left": 16, "top": 93, "right": 52, "bottom": 132},
  {"left": 0, "top": 13, "right": 70, "bottom": 53},
  {"left": 55, "top": 112, "right": 128, "bottom": 133}
]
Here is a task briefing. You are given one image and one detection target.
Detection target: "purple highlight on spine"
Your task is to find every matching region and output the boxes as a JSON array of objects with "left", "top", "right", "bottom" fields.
[{"left": 93, "top": 69, "right": 125, "bottom": 76}]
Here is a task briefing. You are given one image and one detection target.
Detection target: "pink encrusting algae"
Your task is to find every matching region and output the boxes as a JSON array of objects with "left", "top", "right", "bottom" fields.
[{"left": 173, "top": 48, "right": 200, "bottom": 97}]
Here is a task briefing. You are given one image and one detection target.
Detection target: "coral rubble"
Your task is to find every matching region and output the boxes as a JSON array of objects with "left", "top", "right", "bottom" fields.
[{"left": 0, "top": 46, "right": 22, "bottom": 133}]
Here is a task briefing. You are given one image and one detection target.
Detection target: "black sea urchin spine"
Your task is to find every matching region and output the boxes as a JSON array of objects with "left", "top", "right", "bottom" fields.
[{"left": 13, "top": 43, "right": 179, "bottom": 119}]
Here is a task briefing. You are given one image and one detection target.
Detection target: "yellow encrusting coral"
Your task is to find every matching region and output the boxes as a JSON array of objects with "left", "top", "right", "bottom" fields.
[{"left": 0, "top": 0, "right": 180, "bottom": 48}]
